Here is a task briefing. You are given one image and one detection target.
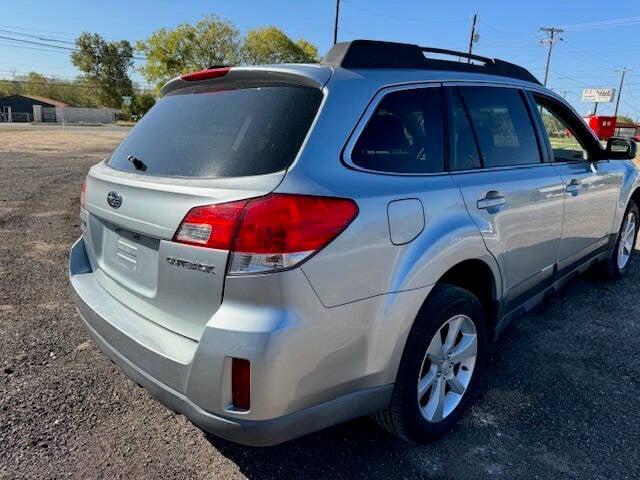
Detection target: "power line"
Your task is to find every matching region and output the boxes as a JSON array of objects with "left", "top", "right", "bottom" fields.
[
  {"left": 560, "top": 39, "right": 619, "bottom": 70},
  {"left": 0, "top": 79, "right": 153, "bottom": 92},
  {"left": 557, "top": 16, "right": 640, "bottom": 32},
  {"left": 0, "top": 28, "right": 76, "bottom": 45},
  {"left": 477, "top": 19, "right": 540, "bottom": 41},
  {"left": 0, "top": 34, "right": 147, "bottom": 60},
  {"left": 0, "top": 23, "right": 78, "bottom": 39}
]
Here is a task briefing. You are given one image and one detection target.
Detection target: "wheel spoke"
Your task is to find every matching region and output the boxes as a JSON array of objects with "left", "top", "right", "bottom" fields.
[
  {"left": 447, "top": 374, "right": 465, "bottom": 395},
  {"left": 425, "top": 377, "right": 446, "bottom": 422},
  {"left": 418, "top": 367, "right": 437, "bottom": 400},
  {"left": 626, "top": 219, "right": 635, "bottom": 239},
  {"left": 443, "top": 316, "right": 463, "bottom": 352},
  {"left": 426, "top": 331, "right": 443, "bottom": 359},
  {"left": 625, "top": 236, "right": 635, "bottom": 252},
  {"left": 618, "top": 247, "right": 626, "bottom": 267},
  {"left": 449, "top": 334, "right": 477, "bottom": 363}
]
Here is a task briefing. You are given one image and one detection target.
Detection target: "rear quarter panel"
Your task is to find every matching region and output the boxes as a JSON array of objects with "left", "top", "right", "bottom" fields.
[{"left": 278, "top": 69, "right": 501, "bottom": 307}]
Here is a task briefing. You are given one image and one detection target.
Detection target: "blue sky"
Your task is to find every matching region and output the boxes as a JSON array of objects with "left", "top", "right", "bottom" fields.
[{"left": 2, "top": 0, "right": 640, "bottom": 118}]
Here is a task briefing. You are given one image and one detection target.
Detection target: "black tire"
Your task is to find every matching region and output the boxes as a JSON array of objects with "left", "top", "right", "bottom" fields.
[
  {"left": 372, "top": 284, "right": 488, "bottom": 443},
  {"left": 598, "top": 199, "right": 639, "bottom": 280}
]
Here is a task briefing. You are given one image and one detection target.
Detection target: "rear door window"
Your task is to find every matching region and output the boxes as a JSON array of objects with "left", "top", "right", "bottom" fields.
[
  {"left": 107, "top": 85, "right": 322, "bottom": 177},
  {"left": 458, "top": 86, "right": 541, "bottom": 168},
  {"left": 351, "top": 87, "right": 445, "bottom": 174}
]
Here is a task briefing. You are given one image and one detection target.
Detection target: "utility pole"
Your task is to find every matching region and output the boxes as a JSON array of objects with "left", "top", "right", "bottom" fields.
[
  {"left": 333, "top": 0, "right": 340, "bottom": 45},
  {"left": 614, "top": 67, "right": 628, "bottom": 118},
  {"left": 540, "top": 27, "right": 563, "bottom": 86},
  {"left": 467, "top": 13, "right": 478, "bottom": 63}
]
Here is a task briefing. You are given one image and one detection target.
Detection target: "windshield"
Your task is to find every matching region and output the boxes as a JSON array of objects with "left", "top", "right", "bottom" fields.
[{"left": 107, "top": 85, "right": 322, "bottom": 177}]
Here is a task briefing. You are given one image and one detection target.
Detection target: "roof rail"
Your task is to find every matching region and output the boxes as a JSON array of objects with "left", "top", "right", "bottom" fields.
[{"left": 322, "top": 39, "right": 541, "bottom": 85}]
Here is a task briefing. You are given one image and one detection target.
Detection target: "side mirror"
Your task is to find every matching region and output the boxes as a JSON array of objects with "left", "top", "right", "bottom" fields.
[{"left": 606, "top": 137, "right": 637, "bottom": 160}]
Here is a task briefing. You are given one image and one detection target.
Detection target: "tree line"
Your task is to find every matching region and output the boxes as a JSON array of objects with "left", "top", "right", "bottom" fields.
[{"left": 0, "top": 15, "right": 318, "bottom": 118}]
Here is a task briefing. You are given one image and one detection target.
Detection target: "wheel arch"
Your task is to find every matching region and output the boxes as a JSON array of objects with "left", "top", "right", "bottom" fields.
[
  {"left": 612, "top": 165, "right": 640, "bottom": 235},
  {"left": 437, "top": 258, "right": 499, "bottom": 338},
  {"left": 381, "top": 255, "right": 501, "bottom": 388},
  {"left": 629, "top": 186, "right": 640, "bottom": 212}
]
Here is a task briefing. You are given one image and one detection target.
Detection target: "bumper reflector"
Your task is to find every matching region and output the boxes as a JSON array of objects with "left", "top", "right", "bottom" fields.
[{"left": 232, "top": 358, "right": 251, "bottom": 410}]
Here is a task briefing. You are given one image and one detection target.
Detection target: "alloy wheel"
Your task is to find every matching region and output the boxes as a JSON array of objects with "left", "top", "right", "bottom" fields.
[
  {"left": 617, "top": 211, "right": 636, "bottom": 270},
  {"left": 417, "top": 314, "right": 478, "bottom": 423}
]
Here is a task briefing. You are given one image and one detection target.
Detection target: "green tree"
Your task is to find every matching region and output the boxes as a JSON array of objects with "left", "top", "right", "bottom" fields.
[
  {"left": 295, "top": 39, "right": 319, "bottom": 61},
  {"left": 20, "top": 72, "right": 50, "bottom": 98},
  {"left": 0, "top": 73, "right": 101, "bottom": 107},
  {"left": 0, "top": 78, "right": 22, "bottom": 97},
  {"left": 124, "top": 91, "right": 156, "bottom": 120},
  {"left": 242, "top": 27, "right": 318, "bottom": 64},
  {"left": 71, "top": 32, "right": 134, "bottom": 108},
  {"left": 617, "top": 115, "right": 636, "bottom": 125},
  {"left": 136, "top": 15, "right": 240, "bottom": 89}
]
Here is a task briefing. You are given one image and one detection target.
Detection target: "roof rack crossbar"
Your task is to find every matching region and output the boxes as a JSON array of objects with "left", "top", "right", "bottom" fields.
[
  {"left": 419, "top": 46, "right": 494, "bottom": 65},
  {"left": 322, "top": 40, "right": 541, "bottom": 85}
]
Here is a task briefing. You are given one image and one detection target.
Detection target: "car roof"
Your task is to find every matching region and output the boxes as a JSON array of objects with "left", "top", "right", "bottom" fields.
[{"left": 161, "top": 39, "right": 557, "bottom": 101}]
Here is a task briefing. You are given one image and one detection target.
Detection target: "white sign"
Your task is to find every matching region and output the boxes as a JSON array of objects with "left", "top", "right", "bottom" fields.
[
  {"left": 581, "top": 88, "right": 615, "bottom": 103},
  {"left": 122, "top": 96, "right": 132, "bottom": 106}
]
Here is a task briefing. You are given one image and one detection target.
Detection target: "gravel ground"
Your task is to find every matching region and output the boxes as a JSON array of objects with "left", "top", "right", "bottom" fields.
[{"left": 1, "top": 125, "right": 639, "bottom": 479}]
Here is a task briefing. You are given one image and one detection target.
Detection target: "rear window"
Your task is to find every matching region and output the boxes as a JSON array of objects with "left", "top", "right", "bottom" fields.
[
  {"left": 351, "top": 87, "right": 445, "bottom": 174},
  {"left": 107, "top": 85, "right": 322, "bottom": 177}
]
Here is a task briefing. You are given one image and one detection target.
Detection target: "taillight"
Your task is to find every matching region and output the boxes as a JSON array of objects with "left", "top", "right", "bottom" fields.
[
  {"left": 174, "top": 200, "right": 248, "bottom": 250},
  {"left": 229, "top": 194, "right": 358, "bottom": 274},
  {"left": 180, "top": 67, "right": 230, "bottom": 81},
  {"left": 172, "top": 194, "right": 358, "bottom": 274},
  {"left": 80, "top": 179, "right": 87, "bottom": 208}
]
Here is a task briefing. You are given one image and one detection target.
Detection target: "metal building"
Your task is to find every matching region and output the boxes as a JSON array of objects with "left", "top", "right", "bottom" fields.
[{"left": 0, "top": 94, "right": 67, "bottom": 122}]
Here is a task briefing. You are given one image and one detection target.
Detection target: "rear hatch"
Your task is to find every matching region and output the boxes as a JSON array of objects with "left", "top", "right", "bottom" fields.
[{"left": 81, "top": 72, "right": 325, "bottom": 340}]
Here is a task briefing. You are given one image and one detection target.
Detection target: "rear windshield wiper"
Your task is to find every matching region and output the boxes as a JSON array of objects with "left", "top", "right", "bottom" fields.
[{"left": 127, "top": 154, "right": 147, "bottom": 172}]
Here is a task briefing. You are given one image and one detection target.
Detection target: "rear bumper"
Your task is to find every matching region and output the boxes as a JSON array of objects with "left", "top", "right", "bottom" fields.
[
  {"left": 75, "top": 300, "right": 391, "bottom": 446},
  {"left": 69, "top": 237, "right": 397, "bottom": 446}
]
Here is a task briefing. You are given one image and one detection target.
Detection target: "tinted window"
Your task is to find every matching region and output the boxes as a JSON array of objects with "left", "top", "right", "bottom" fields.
[
  {"left": 107, "top": 86, "right": 322, "bottom": 177},
  {"left": 351, "top": 88, "right": 445, "bottom": 173},
  {"left": 533, "top": 97, "right": 588, "bottom": 162},
  {"left": 449, "top": 89, "right": 481, "bottom": 171},
  {"left": 460, "top": 87, "right": 540, "bottom": 168}
]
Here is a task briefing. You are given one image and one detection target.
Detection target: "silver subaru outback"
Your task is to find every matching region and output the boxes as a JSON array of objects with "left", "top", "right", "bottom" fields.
[{"left": 69, "top": 40, "right": 639, "bottom": 446}]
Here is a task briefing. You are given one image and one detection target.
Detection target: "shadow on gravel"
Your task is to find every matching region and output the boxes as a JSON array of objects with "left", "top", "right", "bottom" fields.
[{"left": 206, "top": 419, "right": 416, "bottom": 479}]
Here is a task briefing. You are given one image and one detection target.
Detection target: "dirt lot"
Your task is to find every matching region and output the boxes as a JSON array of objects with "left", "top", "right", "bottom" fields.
[{"left": 1, "top": 125, "right": 639, "bottom": 479}]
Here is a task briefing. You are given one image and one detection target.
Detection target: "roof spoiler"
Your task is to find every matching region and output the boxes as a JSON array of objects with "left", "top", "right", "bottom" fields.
[
  {"left": 322, "top": 39, "right": 541, "bottom": 85},
  {"left": 160, "top": 66, "right": 329, "bottom": 96}
]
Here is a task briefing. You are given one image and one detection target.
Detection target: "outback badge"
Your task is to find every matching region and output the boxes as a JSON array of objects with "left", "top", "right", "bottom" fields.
[{"left": 166, "top": 256, "right": 216, "bottom": 275}]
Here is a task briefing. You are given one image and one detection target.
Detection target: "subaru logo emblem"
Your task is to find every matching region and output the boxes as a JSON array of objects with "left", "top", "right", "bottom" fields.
[{"left": 107, "top": 191, "right": 122, "bottom": 209}]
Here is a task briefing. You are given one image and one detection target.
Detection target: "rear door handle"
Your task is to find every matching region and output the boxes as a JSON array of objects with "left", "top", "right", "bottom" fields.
[
  {"left": 566, "top": 179, "right": 583, "bottom": 194},
  {"left": 477, "top": 191, "right": 506, "bottom": 210}
]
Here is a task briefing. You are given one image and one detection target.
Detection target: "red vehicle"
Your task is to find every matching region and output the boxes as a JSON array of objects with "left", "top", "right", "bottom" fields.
[
  {"left": 584, "top": 115, "right": 640, "bottom": 142},
  {"left": 583, "top": 115, "right": 616, "bottom": 140}
]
